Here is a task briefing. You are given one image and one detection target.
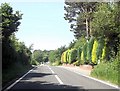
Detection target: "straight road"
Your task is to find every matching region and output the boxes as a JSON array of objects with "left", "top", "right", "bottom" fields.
[{"left": 5, "top": 65, "right": 119, "bottom": 91}]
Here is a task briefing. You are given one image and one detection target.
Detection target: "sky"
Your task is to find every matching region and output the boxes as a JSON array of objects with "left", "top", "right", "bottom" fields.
[{"left": 1, "top": 1, "right": 75, "bottom": 50}]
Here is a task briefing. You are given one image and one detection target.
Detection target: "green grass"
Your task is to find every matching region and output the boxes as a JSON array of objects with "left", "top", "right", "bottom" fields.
[
  {"left": 91, "top": 59, "right": 119, "bottom": 86},
  {"left": 2, "top": 62, "right": 33, "bottom": 87},
  {"left": 51, "top": 61, "right": 62, "bottom": 66}
]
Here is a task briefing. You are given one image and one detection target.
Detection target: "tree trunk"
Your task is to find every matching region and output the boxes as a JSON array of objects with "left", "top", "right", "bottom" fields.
[{"left": 86, "top": 18, "right": 89, "bottom": 42}]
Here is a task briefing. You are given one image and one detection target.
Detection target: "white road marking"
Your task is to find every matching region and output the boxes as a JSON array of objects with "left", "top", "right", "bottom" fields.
[
  {"left": 4, "top": 68, "right": 34, "bottom": 91},
  {"left": 47, "top": 66, "right": 63, "bottom": 85},
  {"left": 54, "top": 75, "right": 63, "bottom": 85},
  {"left": 60, "top": 67, "right": 119, "bottom": 89}
]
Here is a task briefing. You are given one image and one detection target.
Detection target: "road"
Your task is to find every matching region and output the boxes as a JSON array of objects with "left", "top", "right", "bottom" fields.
[{"left": 5, "top": 65, "right": 119, "bottom": 91}]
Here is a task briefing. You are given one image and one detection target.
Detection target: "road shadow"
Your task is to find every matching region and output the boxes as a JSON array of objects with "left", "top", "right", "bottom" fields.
[
  {"left": 4, "top": 72, "right": 118, "bottom": 91},
  {"left": 22, "top": 72, "right": 54, "bottom": 80},
  {"left": 9, "top": 80, "right": 86, "bottom": 91}
]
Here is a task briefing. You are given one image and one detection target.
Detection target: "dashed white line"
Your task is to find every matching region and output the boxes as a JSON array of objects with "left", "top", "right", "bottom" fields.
[
  {"left": 47, "top": 66, "right": 63, "bottom": 85},
  {"left": 54, "top": 75, "right": 63, "bottom": 85}
]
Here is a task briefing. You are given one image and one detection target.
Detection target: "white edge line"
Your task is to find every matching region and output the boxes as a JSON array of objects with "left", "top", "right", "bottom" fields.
[
  {"left": 47, "top": 66, "right": 63, "bottom": 85},
  {"left": 4, "top": 68, "right": 34, "bottom": 91},
  {"left": 60, "top": 66, "right": 119, "bottom": 89}
]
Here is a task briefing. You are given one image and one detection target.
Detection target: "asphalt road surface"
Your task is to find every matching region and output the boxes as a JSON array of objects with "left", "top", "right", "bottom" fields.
[{"left": 5, "top": 65, "right": 119, "bottom": 91}]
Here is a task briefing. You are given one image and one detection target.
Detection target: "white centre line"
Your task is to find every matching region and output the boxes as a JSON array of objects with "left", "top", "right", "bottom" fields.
[{"left": 47, "top": 66, "right": 63, "bottom": 85}]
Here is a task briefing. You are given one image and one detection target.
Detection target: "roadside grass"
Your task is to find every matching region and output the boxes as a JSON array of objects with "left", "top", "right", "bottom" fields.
[
  {"left": 91, "top": 58, "right": 119, "bottom": 86},
  {"left": 2, "top": 62, "right": 33, "bottom": 88},
  {"left": 51, "top": 61, "right": 62, "bottom": 66},
  {"left": 31, "top": 59, "right": 39, "bottom": 65}
]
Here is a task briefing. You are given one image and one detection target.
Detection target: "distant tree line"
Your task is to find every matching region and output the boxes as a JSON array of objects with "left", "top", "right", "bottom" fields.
[{"left": 32, "top": 46, "right": 67, "bottom": 66}]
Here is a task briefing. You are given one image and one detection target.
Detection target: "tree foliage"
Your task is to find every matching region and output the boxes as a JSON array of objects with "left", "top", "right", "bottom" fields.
[
  {"left": 68, "top": 48, "right": 77, "bottom": 64},
  {"left": 1, "top": 3, "right": 32, "bottom": 69},
  {"left": 86, "top": 36, "right": 94, "bottom": 63},
  {"left": 63, "top": 2, "right": 120, "bottom": 66},
  {"left": 49, "top": 46, "right": 66, "bottom": 65},
  {"left": 91, "top": 2, "right": 120, "bottom": 58},
  {"left": 0, "top": 3, "right": 22, "bottom": 39},
  {"left": 64, "top": 1, "right": 97, "bottom": 39},
  {"left": 92, "top": 39, "right": 98, "bottom": 64}
]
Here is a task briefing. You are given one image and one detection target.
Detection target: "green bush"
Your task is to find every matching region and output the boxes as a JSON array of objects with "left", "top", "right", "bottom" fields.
[
  {"left": 61, "top": 51, "right": 68, "bottom": 63},
  {"left": 80, "top": 51, "right": 84, "bottom": 64},
  {"left": 73, "top": 60, "right": 81, "bottom": 66},
  {"left": 64, "top": 51, "right": 68, "bottom": 63},
  {"left": 91, "top": 51, "right": 120, "bottom": 85},
  {"left": 61, "top": 52, "right": 64, "bottom": 63},
  {"left": 83, "top": 42, "right": 87, "bottom": 63},
  {"left": 52, "top": 60, "right": 62, "bottom": 66},
  {"left": 96, "top": 38, "right": 105, "bottom": 63},
  {"left": 87, "top": 36, "right": 94, "bottom": 63},
  {"left": 68, "top": 48, "right": 77, "bottom": 64},
  {"left": 31, "top": 59, "right": 39, "bottom": 65},
  {"left": 66, "top": 49, "right": 71, "bottom": 63},
  {"left": 77, "top": 47, "right": 82, "bottom": 62},
  {"left": 92, "top": 39, "right": 98, "bottom": 64},
  {"left": 101, "top": 44, "right": 107, "bottom": 60},
  {"left": 80, "top": 43, "right": 87, "bottom": 64}
]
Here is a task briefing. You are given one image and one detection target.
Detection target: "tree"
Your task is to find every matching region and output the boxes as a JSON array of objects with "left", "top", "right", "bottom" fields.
[
  {"left": 74, "top": 37, "right": 86, "bottom": 49},
  {"left": 92, "top": 39, "right": 98, "bottom": 64},
  {"left": 64, "top": 1, "right": 97, "bottom": 39},
  {"left": 32, "top": 50, "right": 43, "bottom": 63},
  {"left": 0, "top": 3, "right": 26, "bottom": 68},
  {"left": 0, "top": 3, "right": 22, "bottom": 39},
  {"left": 86, "top": 36, "right": 94, "bottom": 63},
  {"left": 48, "top": 50, "right": 56, "bottom": 63},
  {"left": 0, "top": 2, "right": 32, "bottom": 67},
  {"left": 48, "top": 46, "right": 67, "bottom": 65},
  {"left": 91, "top": 2, "right": 120, "bottom": 59}
]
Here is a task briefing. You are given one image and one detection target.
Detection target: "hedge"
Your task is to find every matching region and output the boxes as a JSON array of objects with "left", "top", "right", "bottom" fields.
[
  {"left": 61, "top": 51, "right": 68, "bottom": 63},
  {"left": 80, "top": 51, "right": 84, "bottom": 64},
  {"left": 92, "top": 39, "right": 98, "bottom": 64},
  {"left": 77, "top": 47, "right": 82, "bottom": 62},
  {"left": 68, "top": 48, "right": 77, "bottom": 64},
  {"left": 87, "top": 36, "right": 94, "bottom": 63},
  {"left": 96, "top": 38, "right": 105, "bottom": 63}
]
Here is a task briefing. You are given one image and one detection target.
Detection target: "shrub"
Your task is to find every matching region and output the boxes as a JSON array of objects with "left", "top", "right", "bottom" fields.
[
  {"left": 80, "top": 51, "right": 84, "bottom": 64},
  {"left": 61, "top": 52, "right": 64, "bottom": 63},
  {"left": 96, "top": 38, "right": 105, "bottom": 63},
  {"left": 101, "top": 44, "right": 107, "bottom": 60},
  {"left": 73, "top": 60, "right": 81, "bottom": 66},
  {"left": 87, "top": 36, "right": 94, "bottom": 63},
  {"left": 62, "top": 51, "right": 68, "bottom": 63},
  {"left": 91, "top": 51, "right": 119, "bottom": 85},
  {"left": 31, "top": 59, "right": 39, "bottom": 65},
  {"left": 61, "top": 50, "right": 69, "bottom": 63},
  {"left": 83, "top": 42, "right": 88, "bottom": 63},
  {"left": 68, "top": 48, "right": 77, "bottom": 64},
  {"left": 80, "top": 43, "right": 87, "bottom": 64},
  {"left": 66, "top": 49, "right": 70, "bottom": 63},
  {"left": 52, "top": 60, "right": 62, "bottom": 66},
  {"left": 77, "top": 47, "right": 82, "bottom": 62},
  {"left": 92, "top": 39, "right": 98, "bottom": 64}
]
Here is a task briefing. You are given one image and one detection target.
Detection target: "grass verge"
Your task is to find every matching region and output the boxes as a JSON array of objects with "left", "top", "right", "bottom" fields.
[
  {"left": 2, "top": 62, "right": 33, "bottom": 88},
  {"left": 91, "top": 58, "right": 119, "bottom": 86}
]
